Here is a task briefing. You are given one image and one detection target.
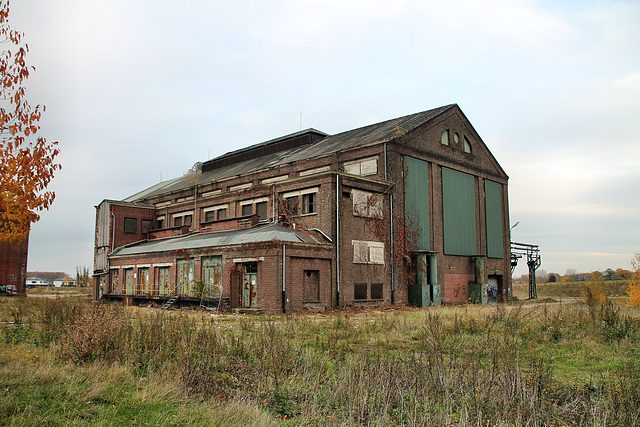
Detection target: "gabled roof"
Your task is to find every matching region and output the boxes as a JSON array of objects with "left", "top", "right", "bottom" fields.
[
  {"left": 124, "top": 104, "right": 456, "bottom": 202},
  {"left": 109, "top": 222, "right": 329, "bottom": 257}
]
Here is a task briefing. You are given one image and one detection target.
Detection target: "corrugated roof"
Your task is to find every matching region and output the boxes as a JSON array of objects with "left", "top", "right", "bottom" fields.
[
  {"left": 123, "top": 105, "right": 455, "bottom": 202},
  {"left": 110, "top": 223, "right": 328, "bottom": 257}
]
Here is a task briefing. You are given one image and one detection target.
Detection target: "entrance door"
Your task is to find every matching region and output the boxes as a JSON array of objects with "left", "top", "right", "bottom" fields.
[{"left": 242, "top": 262, "right": 258, "bottom": 308}]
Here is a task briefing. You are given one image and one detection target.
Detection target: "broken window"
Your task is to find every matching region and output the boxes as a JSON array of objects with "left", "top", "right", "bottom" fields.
[
  {"left": 302, "top": 192, "right": 316, "bottom": 214},
  {"left": 285, "top": 196, "right": 298, "bottom": 215}
]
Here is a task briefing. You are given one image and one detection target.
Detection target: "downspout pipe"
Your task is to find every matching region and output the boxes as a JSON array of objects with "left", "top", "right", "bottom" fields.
[
  {"left": 335, "top": 173, "right": 340, "bottom": 308},
  {"left": 385, "top": 142, "right": 395, "bottom": 304},
  {"left": 282, "top": 244, "right": 286, "bottom": 313}
]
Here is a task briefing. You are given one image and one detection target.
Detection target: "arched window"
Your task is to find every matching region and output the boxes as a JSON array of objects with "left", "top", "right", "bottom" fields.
[
  {"left": 463, "top": 136, "right": 472, "bottom": 153},
  {"left": 441, "top": 130, "right": 449, "bottom": 146}
]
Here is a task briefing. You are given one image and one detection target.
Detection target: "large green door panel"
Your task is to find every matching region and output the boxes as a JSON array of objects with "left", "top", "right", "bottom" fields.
[
  {"left": 442, "top": 167, "right": 476, "bottom": 256},
  {"left": 404, "top": 156, "right": 430, "bottom": 251},
  {"left": 484, "top": 180, "right": 504, "bottom": 258}
]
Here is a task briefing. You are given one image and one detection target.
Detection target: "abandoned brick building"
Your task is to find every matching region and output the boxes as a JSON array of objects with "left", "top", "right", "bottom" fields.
[
  {"left": 0, "top": 234, "right": 29, "bottom": 295},
  {"left": 92, "top": 104, "right": 512, "bottom": 311}
]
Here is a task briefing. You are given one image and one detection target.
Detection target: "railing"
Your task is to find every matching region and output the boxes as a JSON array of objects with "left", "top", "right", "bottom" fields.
[
  {"left": 147, "top": 225, "right": 190, "bottom": 240},
  {"left": 124, "top": 283, "right": 177, "bottom": 297},
  {"left": 120, "top": 282, "right": 223, "bottom": 299}
]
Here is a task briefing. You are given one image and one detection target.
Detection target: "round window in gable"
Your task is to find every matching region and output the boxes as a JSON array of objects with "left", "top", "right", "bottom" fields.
[
  {"left": 441, "top": 130, "right": 450, "bottom": 146},
  {"left": 463, "top": 136, "right": 472, "bottom": 153}
]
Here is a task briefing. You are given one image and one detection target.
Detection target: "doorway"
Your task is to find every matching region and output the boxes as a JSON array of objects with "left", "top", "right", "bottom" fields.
[{"left": 242, "top": 262, "right": 258, "bottom": 308}]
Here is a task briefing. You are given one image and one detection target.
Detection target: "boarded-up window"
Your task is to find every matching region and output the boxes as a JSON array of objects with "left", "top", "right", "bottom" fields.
[
  {"left": 344, "top": 157, "right": 377, "bottom": 176},
  {"left": 442, "top": 167, "right": 477, "bottom": 256},
  {"left": 352, "top": 240, "right": 385, "bottom": 265},
  {"left": 124, "top": 218, "right": 137, "bottom": 234},
  {"left": 352, "top": 189, "right": 383, "bottom": 218},
  {"left": 256, "top": 201, "right": 267, "bottom": 221},
  {"left": 303, "top": 270, "right": 320, "bottom": 302},
  {"left": 371, "top": 283, "right": 383, "bottom": 300},
  {"left": 485, "top": 180, "right": 504, "bottom": 258},
  {"left": 354, "top": 283, "right": 367, "bottom": 300}
]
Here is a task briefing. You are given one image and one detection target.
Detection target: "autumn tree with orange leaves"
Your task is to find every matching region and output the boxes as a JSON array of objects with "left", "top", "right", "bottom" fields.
[{"left": 0, "top": 0, "right": 60, "bottom": 243}]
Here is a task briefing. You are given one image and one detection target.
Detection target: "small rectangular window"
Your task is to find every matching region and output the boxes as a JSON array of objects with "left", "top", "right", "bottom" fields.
[
  {"left": 124, "top": 218, "right": 137, "bottom": 234},
  {"left": 286, "top": 196, "right": 298, "bottom": 215},
  {"left": 256, "top": 201, "right": 267, "bottom": 221},
  {"left": 302, "top": 193, "right": 316, "bottom": 214},
  {"left": 156, "top": 218, "right": 164, "bottom": 229},
  {"left": 217, "top": 208, "right": 226, "bottom": 220},
  {"left": 370, "top": 283, "right": 383, "bottom": 300},
  {"left": 174, "top": 216, "right": 182, "bottom": 227},
  {"left": 242, "top": 204, "right": 253, "bottom": 217},
  {"left": 184, "top": 215, "right": 192, "bottom": 226},
  {"left": 354, "top": 283, "right": 367, "bottom": 300},
  {"left": 205, "top": 210, "right": 216, "bottom": 222},
  {"left": 141, "top": 220, "right": 152, "bottom": 235}
]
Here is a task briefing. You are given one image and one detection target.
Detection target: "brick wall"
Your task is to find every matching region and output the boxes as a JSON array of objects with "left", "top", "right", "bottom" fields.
[{"left": 0, "top": 234, "right": 29, "bottom": 295}]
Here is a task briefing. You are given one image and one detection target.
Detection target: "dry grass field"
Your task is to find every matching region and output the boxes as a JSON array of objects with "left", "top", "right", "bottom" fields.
[{"left": 1, "top": 283, "right": 639, "bottom": 426}]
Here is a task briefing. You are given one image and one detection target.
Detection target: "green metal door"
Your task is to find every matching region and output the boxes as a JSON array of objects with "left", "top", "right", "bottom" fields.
[
  {"left": 442, "top": 167, "right": 476, "bottom": 256},
  {"left": 177, "top": 259, "right": 195, "bottom": 296},
  {"left": 404, "top": 156, "right": 430, "bottom": 251}
]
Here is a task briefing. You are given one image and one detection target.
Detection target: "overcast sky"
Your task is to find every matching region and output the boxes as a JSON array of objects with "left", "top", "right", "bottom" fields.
[{"left": 10, "top": 0, "right": 640, "bottom": 277}]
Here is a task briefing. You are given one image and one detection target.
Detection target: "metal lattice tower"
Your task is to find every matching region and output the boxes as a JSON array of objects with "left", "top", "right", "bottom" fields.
[{"left": 511, "top": 242, "right": 541, "bottom": 299}]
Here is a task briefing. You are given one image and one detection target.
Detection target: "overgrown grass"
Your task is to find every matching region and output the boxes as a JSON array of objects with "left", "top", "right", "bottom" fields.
[
  {"left": 1, "top": 296, "right": 640, "bottom": 425},
  {"left": 513, "top": 279, "right": 630, "bottom": 300}
]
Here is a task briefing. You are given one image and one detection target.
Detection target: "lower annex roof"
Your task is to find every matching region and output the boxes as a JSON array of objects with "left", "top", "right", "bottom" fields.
[{"left": 109, "top": 222, "right": 329, "bottom": 257}]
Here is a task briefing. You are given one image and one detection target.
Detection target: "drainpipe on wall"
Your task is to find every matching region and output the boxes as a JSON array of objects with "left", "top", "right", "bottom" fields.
[
  {"left": 390, "top": 194, "right": 395, "bottom": 304},
  {"left": 385, "top": 142, "right": 395, "bottom": 304},
  {"left": 272, "top": 184, "right": 277, "bottom": 223},
  {"left": 282, "top": 244, "right": 286, "bottom": 313},
  {"left": 335, "top": 173, "right": 340, "bottom": 308}
]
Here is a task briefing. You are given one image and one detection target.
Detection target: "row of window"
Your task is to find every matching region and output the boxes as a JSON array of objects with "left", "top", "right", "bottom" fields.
[
  {"left": 354, "top": 282, "right": 383, "bottom": 300},
  {"left": 124, "top": 218, "right": 153, "bottom": 235},
  {"left": 441, "top": 130, "right": 472, "bottom": 153}
]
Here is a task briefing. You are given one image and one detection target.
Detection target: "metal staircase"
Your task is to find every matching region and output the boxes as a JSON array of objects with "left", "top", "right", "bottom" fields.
[{"left": 161, "top": 295, "right": 180, "bottom": 309}]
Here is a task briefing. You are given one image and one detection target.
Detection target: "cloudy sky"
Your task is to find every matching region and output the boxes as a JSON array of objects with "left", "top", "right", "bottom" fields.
[{"left": 10, "top": 0, "right": 640, "bottom": 277}]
